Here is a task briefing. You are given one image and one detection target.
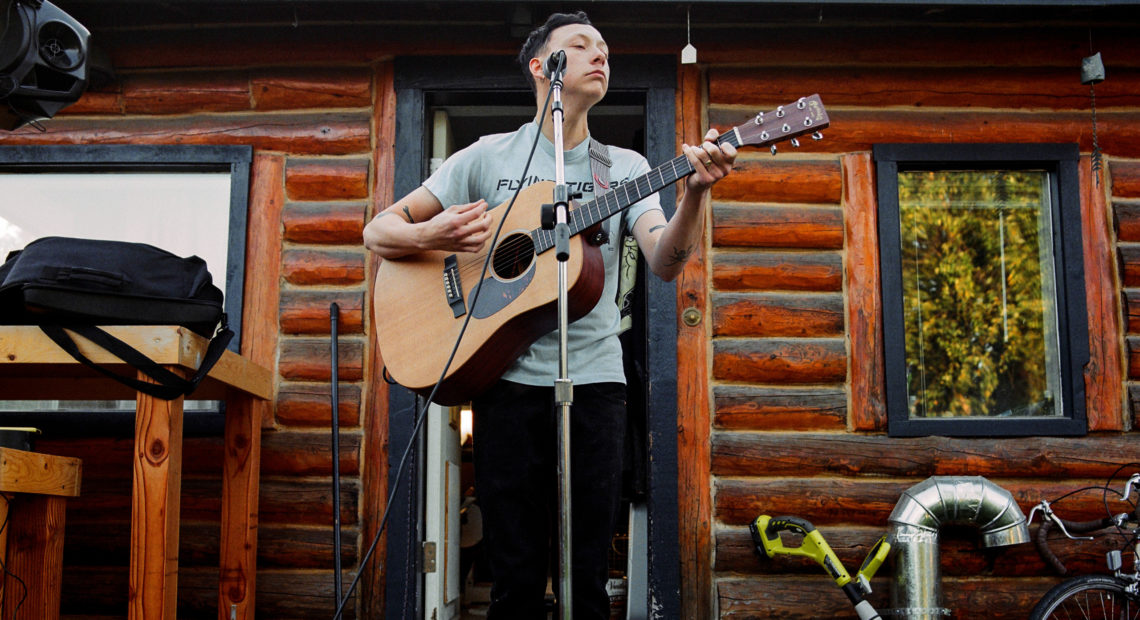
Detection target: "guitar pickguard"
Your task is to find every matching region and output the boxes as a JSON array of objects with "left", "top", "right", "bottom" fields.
[{"left": 469, "top": 261, "right": 536, "bottom": 319}]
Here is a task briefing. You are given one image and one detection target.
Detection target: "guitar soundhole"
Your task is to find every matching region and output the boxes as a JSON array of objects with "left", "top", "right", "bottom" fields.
[{"left": 491, "top": 232, "right": 535, "bottom": 280}]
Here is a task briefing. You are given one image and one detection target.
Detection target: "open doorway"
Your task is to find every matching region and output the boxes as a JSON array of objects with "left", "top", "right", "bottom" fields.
[{"left": 384, "top": 55, "right": 679, "bottom": 620}]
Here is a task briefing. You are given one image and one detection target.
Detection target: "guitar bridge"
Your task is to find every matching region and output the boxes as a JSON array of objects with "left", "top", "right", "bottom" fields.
[{"left": 443, "top": 254, "right": 466, "bottom": 318}]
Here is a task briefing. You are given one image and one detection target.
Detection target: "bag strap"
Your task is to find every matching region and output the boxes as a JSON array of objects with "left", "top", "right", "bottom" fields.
[
  {"left": 589, "top": 137, "right": 612, "bottom": 192},
  {"left": 590, "top": 138, "right": 638, "bottom": 335},
  {"left": 39, "top": 323, "right": 234, "bottom": 400}
]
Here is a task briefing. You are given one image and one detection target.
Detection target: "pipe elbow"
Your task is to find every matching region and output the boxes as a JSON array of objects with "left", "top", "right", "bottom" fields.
[{"left": 888, "top": 476, "right": 1029, "bottom": 548}]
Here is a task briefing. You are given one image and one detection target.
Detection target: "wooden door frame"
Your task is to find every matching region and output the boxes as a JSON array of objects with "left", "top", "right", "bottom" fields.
[{"left": 384, "top": 54, "right": 679, "bottom": 619}]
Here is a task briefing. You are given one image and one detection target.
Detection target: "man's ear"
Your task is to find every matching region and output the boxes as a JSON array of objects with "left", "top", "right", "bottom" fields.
[{"left": 528, "top": 56, "right": 546, "bottom": 84}]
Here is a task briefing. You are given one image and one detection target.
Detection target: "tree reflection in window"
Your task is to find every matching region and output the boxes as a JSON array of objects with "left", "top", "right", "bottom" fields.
[{"left": 898, "top": 170, "right": 1062, "bottom": 419}]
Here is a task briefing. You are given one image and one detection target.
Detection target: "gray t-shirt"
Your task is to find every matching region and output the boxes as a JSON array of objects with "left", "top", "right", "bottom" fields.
[{"left": 423, "top": 121, "right": 663, "bottom": 386}]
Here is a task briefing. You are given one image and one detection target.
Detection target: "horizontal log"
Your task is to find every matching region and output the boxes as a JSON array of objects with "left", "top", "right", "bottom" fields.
[
  {"left": 715, "top": 523, "right": 1116, "bottom": 577},
  {"left": 65, "top": 476, "right": 359, "bottom": 526},
  {"left": 713, "top": 338, "right": 846, "bottom": 384},
  {"left": 283, "top": 201, "right": 368, "bottom": 244},
  {"left": 1120, "top": 244, "right": 1140, "bottom": 288},
  {"left": 718, "top": 574, "right": 889, "bottom": 619},
  {"left": 1124, "top": 289, "right": 1140, "bottom": 334},
  {"left": 122, "top": 71, "right": 251, "bottom": 114},
  {"left": 712, "top": 251, "right": 843, "bottom": 292},
  {"left": 277, "top": 381, "right": 362, "bottom": 427},
  {"left": 285, "top": 158, "right": 371, "bottom": 201},
  {"left": 1127, "top": 336, "right": 1140, "bottom": 379},
  {"left": 63, "top": 90, "right": 124, "bottom": 115},
  {"left": 0, "top": 112, "right": 371, "bottom": 156},
  {"left": 710, "top": 66, "right": 1140, "bottom": 110},
  {"left": 708, "top": 108, "right": 1140, "bottom": 158},
  {"left": 279, "top": 337, "right": 365, "bottom": 381},
  {"left": 252, "top": 67, "right": 373, "bottom": 111},
  {"left": 712, "top": 292, "right": 843, "bottom": 338},
  {"left": 1112, "top": 160, "right": 1140, "bottom": 199},
  {"left": 711, "top": 203, "right": 843, "bottom": 249},
  {"left": 93, "top": 20, "right": 515, "bottom": 69},
  {"left": 66, "top": 67, "right": 372, "bottom": 116},
  {"left": 261, "top": 428, "right": 361, "bottom": 477},
  {"left": 63, "top": 520, "right": 357, "bottom": 570},
  {"left": 280, "top": 289, "right": 365, "bottom": 334},
  {"left": 695, "top": 23, "right": 1138, "bottom": 68},
  {"left": 60, "top": 566, "right": 358, "bottom": 618},
  {"left": 210, "top": 475, "right": 362, "bottom": 527},
  {"left": 711, "top": 431, "right": 1140, "bottom": 479},
  {"left": 714, "top": 477, "right": 1135, "bottom": 527},
  {"left": 282, "top": 249, "right": 366, "bottom": 285},
  {"left": 712, "top": 158, "right": 842, "bottom": 205},
  {"left": 1115, "top": 201, "right": 1140, "bottom": 242},
  {"left": 36, "top": 436, "right": 220, "bottom": 480},
  {"left": 199, "top": 567, "right": 359, "bottom": 619},
  {"left": 713, "top": 385, "right": 846, "bottom": 431},
  {"left": 717, "top": 574, "right": 1054, "bottom": 619}
]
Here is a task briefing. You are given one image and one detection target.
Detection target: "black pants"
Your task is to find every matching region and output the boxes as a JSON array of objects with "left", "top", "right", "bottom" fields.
[{"left": 472, "top": 380, "right": 627, "bottom": 620}]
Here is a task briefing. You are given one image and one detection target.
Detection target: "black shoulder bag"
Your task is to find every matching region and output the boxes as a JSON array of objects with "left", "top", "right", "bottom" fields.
[{"left": 0, "top": 236, "right": 234, "bottom": 400}]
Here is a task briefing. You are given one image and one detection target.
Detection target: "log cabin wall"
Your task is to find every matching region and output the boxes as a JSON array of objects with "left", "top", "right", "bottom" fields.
[
  {"left": 698, "top": 11, "right": 1140, "bottom": 620},
  {"left": 1, "top": 16, "right": 386, "bottom": 618},
  {"left": 1, "top": 2, "right": 1139, "bottom": 618}
]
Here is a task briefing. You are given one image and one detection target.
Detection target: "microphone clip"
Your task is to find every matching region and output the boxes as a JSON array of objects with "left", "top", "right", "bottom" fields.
[{"left": 543, "top": 49, "right": 566, "bottom": 81}]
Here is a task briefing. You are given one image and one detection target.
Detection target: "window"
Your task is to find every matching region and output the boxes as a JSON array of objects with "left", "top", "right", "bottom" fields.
[
  {"left": 0, "top": 144, "right": 250, "bottom": 436},
  {"left": 875, "top": 144, "right": 1088, "bottom": 437}
]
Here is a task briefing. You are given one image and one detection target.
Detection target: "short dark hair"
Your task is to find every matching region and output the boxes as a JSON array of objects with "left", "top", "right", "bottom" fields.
[{"left": 518, "top": 11, "right": 592, "bottom": 94}]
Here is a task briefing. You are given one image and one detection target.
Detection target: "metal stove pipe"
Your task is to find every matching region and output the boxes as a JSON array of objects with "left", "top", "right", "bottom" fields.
[{"left": 887, "top": 476, "right": 1029, "bottom": 619}]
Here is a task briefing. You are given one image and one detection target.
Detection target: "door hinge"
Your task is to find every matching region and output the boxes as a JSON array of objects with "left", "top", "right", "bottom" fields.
[{"left": 423, "top": 541, "right": 437, "bottom": 573}]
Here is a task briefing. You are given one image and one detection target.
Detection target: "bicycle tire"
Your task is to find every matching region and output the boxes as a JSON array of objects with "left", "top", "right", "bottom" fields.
[{"left": 1030, "top": 574, "right": 1140, "bottom": 620}]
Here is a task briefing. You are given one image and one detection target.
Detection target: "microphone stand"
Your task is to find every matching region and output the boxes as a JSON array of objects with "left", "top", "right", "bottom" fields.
[{"left": 541, "top": 50, "right": 574, "bottom": 620}]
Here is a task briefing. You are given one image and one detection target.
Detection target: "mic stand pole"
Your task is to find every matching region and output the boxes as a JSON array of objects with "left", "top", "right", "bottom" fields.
[{"left": 542, "top": 59, "right": 574, "bottom": 620}]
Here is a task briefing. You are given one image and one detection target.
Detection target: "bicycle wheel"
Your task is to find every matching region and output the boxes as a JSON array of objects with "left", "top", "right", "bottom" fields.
[{"left": 1030, "top": 574, "right": 1140, "bottom": 620}]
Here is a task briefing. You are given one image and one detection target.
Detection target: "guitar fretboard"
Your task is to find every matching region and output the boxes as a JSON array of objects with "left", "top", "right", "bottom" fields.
[{"left": 532, "top": 131, "right": 741, "bottom": 254}]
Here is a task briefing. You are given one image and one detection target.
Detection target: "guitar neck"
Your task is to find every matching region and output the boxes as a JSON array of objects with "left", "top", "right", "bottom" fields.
[{"left": 533, "top": 131, "right": 742, "bottom": 254}]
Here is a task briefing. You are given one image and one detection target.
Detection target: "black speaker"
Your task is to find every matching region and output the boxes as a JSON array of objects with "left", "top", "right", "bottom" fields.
[{"left": 1, "top": 0, "right": 90, "bottom": 130}]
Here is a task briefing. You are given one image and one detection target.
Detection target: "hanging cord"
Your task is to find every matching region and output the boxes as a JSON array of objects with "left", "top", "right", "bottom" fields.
[
  {"left": 332, "top": 78, "right": 557, "bottom": 620},
  {"left": 330, "top": 303, "right": 344, "bottom": 607},
  {"left": 1090, "top": 82, "right": 1102, "bottom": 186}
]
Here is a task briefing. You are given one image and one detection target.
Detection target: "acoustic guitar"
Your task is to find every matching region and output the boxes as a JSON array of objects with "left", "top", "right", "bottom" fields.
[{"left": 374, "top": 95, "right": 830, "bottom": 405}]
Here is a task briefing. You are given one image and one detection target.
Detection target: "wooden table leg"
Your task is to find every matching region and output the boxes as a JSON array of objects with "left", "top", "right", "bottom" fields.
[
  {"left": 128, "top": 374, "right": 185, "bottom": 620},
  {"left": 3, "top": 494, "right": 69, "bottom": 619},
  {"left": 218, "top": 393, "right": 261, "bottom": 620}
]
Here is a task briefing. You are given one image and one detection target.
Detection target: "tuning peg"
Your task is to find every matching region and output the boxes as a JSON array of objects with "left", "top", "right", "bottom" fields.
[
  {"left": 770, "top": 145, "right": 778, "bottom": 156},
  {"left": 812, "top": 132, "right": 824, "bottom": 141},
  {"left": 791, "top": 138, "right": 801, "bottom": 148}
]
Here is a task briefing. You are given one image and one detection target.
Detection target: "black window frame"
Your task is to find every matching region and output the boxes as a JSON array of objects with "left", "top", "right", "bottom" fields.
[
  {"left": 874, "top": 143, "right": 1088, "bottom": 437},
  {"left": 0, "top": 144, "right": 251, "bottom": 436}
]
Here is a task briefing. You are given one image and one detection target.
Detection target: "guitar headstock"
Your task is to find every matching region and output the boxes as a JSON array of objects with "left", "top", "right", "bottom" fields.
[{"left": 729, "top": 94, "right": 829, "bottom": 155}]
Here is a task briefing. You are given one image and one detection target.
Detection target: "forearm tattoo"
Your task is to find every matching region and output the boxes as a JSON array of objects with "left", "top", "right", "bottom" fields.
[
  {"left": 666, "top": 244, "right": 693, "bottom": 266},
  {"left": 648, "top": 225, "right": 666, "bottom": 233},
  {"left": 401, "top": 205, "right": 416, "bottom": 223}
]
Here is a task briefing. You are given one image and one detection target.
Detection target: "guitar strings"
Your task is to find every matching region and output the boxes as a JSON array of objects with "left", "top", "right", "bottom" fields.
[
  {"left": 449, "top": 152, "right": 700, "bottom": 283},
  {"left": 449, "top": 115, "right": 764, "bottom": 284}
]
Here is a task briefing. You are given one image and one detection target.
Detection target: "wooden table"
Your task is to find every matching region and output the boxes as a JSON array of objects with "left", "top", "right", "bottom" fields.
[
  {"left": 0, "top": 445, "right": 83, "bottom": 619},
  {"left": 0, "top": 325, "right": 272, "bottom": 620}
]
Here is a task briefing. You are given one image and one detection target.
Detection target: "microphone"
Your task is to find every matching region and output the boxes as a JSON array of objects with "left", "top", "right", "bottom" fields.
[{"left": 543, "top": 49, "right": 566, "bottom": 78}]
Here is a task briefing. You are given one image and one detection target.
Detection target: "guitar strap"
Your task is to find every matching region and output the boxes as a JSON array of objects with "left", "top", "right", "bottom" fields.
[{"left": 589, "top": 137, "right": 637, "bottom": 335}]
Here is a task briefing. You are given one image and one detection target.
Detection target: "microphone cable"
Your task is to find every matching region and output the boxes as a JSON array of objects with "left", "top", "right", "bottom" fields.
[{"left": 332, "top": 77, "right": 558, "bottom": 620}]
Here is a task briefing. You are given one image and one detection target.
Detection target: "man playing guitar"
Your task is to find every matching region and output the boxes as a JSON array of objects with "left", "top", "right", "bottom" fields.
[{"left": 364, "top": 11, "right": 735, "bottom": 618}]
